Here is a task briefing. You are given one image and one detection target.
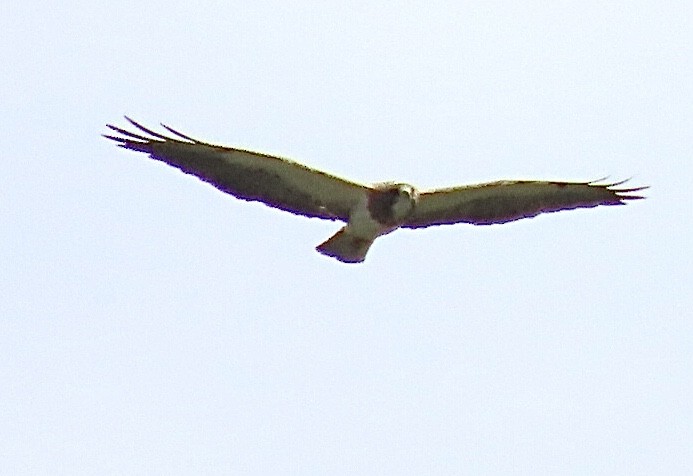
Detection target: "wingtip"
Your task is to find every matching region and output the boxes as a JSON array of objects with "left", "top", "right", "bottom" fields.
[
  {"left": 102, "top": 133, "right": 127, "bottom": 143},
  {"left": 159, "top": 122, "right": 199, "bottom": 142},
  {"left": 104, "top": 116, "right": 202, "bottom": 146},
  {"left": 594, "top": 178, "right": 649, "bottom": 202}
]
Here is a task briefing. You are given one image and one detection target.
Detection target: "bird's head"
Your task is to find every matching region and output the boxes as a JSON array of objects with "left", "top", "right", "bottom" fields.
[{"left": 392, "top": 183, "right": 419, "bottom": 209}]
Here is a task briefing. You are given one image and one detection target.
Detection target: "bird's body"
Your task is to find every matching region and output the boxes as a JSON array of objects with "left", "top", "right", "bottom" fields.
[
  {"left": 317, "top": 184, "right": 418, "bottom": 262},
  {"left": 104, "top": 118, "right": 646, "bottom": 263}
]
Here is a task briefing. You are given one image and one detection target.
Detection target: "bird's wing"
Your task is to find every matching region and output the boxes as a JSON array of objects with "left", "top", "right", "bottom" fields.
[
  {"left": 403, "top": 180, "right": 647, "bottom": 228},
  {"left": 104, "top": 117, "right": 369, "bottom": 221}
]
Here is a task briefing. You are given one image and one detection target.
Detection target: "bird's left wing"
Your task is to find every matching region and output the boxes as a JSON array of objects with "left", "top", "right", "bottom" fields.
[
  {"left": 104, "top": 117, "right": 369, "bottom": 221},
  {"left": 404, "top": 180, "right": 647, "bottom": 228}
]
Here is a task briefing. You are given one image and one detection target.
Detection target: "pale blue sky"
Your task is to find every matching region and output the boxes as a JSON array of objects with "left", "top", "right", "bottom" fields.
[{"left": 2, "top": 1, "right": 691, "bottom": 474}]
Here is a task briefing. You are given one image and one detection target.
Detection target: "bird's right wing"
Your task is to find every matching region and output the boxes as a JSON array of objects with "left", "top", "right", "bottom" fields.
[{"left": 104, "top": 117, "right": 369, "bottom": 222}]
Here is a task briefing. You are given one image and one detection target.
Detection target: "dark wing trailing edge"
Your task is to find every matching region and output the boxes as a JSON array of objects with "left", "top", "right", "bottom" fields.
[
  {"left": 404, "top": 179, "right": 648, "bottom": 228},
  {"left": 104, "top": 117, "right": 368, "bottom": 221}
]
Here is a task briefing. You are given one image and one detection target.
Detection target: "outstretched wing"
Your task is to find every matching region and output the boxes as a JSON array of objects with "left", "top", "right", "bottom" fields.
[
  {"left": 404, "top": 180, "right": 647, "bottom": 228},
  {"left": 104, "top": 117, "right": 369, "bottom": 221}
]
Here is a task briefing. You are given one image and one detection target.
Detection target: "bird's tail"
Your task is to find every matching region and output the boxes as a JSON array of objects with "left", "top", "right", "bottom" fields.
[{"left": 316, "top": 227, "right": 374, "bottom": 263}]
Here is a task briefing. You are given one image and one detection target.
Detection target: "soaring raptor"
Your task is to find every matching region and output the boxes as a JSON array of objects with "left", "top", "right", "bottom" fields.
[{"left": 104, "top": 118, "right": 647, "bottom": 263}]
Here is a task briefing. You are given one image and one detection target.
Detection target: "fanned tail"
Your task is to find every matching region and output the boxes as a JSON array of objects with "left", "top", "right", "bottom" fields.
[{"left": 316, "top": 228, "right": 374, "bottom": 263}]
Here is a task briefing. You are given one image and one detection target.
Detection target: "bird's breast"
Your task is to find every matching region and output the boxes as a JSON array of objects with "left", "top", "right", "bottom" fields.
[{"left": 366, "top": 188, "right": 413, "bottom": 227}]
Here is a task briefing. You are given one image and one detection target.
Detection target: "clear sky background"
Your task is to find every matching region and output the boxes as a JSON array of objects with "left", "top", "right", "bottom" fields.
[{"left": 2, "top": 1, "right": 691, "bottom": 474}]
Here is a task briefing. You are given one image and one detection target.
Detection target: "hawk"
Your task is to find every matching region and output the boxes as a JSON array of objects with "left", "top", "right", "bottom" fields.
[{"left": 104, "top": 117, "right": 647, "bottom": 263}]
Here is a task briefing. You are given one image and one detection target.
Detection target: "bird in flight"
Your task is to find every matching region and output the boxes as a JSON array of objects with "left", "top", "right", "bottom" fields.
[{"left": 104, "top": 117, "right": 647, "bottom": 263}]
